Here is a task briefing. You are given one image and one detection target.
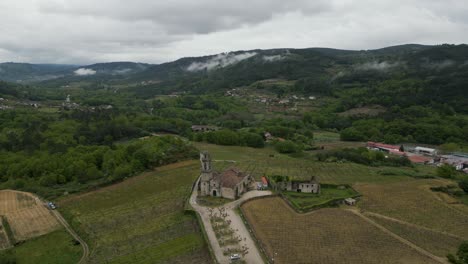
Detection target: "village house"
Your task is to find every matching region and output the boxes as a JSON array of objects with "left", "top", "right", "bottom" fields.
[
  {"left": 440, "top": 154, "right": 468, "bottom": 172},
  {"left": 279, "top": 176, "right": 321, "bottom": 194},
  {"left": 198, "top": 152, "right": 255, "bottom": 199}
]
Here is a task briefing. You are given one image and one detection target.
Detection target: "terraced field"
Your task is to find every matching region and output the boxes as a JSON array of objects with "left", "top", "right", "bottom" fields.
[
  {"left": 58, "top": 160, "right": 211, "bottom": 264},
  {"left": 241, "top": 197, "right": 439, "bottom": 264}
]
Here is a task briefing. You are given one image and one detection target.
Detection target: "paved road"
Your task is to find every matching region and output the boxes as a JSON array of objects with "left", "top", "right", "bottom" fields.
[{"left": 190, "top": 178, "right": 271, "bottom": 264}]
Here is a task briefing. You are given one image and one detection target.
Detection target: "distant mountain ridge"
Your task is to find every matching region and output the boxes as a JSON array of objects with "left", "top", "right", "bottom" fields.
[{"left": 0, "top": 61, "right": 151, "bottom": 83}]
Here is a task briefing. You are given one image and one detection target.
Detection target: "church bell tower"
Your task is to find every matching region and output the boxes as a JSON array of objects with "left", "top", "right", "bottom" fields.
[{"left": 199, "top": 152, "right": 213, "bottom": 196}]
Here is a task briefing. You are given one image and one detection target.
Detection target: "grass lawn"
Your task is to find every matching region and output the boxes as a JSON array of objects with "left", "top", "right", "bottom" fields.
[
  {"left": 283, "top": 185, "right": 359, "bottom": 211},
  {"left": 58, "top": 160, "right": 211, "bottom": 264},
  {"left": 0, "top": 229, "right": 82, "bottom": 264}
]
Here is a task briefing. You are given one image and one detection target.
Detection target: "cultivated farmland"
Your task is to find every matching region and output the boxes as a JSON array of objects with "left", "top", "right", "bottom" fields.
[
  {"left": 241, "top": 197, "right": 439, "bottom": 264},
  {"left": 0, "top": 190, "right": 60, "bottom": 242},
  {"left": 58, "top": 160, "right": 211, "bottom": 264},
  {"left": 355, "top": 179, "right": 468, "bottom": 238},
  {"left": 366, "top": 213, "right": 464, "bottom": 257}
]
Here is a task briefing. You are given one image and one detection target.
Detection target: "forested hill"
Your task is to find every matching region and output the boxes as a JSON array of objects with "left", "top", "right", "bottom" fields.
[{"left": 122, "top": 44, "right": 467, "bottom": 113}]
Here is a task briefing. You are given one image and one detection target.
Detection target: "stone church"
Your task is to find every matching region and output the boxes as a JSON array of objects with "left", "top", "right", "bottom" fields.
[{"left": 198, "top": 151, "right": 254, "bottom": 200}]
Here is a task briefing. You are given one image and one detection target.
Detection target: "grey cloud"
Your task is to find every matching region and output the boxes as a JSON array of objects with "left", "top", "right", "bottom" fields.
[
  {"left": 74, "top": 68, "right": 97, "bottom": 76},
  {"left": 262, "top": 55, "right": 284, "bottom": 62},
  {"left": 39, "top": 0, "right": 330, "bottom": 34},
  {"left": 187, "top": 52, "right": 257, "bottom": 71},
  {"left": 355, "top": 61, "right": 400, "bottom": 71},
  {"left": 0, "top": 0, "right": 467, "bottom": 64}
]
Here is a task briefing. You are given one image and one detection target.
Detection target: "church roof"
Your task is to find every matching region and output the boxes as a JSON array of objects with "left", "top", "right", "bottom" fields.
[{"left": 216, "top": 167, "right": 248, "bottom": 188}]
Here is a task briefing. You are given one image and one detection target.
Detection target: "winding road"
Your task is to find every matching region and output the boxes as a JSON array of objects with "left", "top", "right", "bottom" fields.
[
  {"left": 30, "top": 192, "right": 89, "bottom": 264},
  {"left": 190, "top": 178, "right": 271, "bottom": 264},
  {"left": 51, "top": 210, "right": 90, "bottom": 264}
]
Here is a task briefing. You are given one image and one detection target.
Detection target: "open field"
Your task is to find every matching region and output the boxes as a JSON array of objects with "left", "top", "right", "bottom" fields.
[
  {"left": 0, "top": 229, "right": 82, "bottom": 264},
  {"left": 0, "top": 190, "right": 60, "bottom": 242},
  {"left": 58, "top": 160, "right": 211, "bottom": 264},
  {"left": 194, "top": 142, "right": 419, "bottom": 185},
  {"left": 355, "top": 179, "right": 468, "bottom": 238},
  {"left": 241, "top": 197, "right": 439, "bottom": 264}
]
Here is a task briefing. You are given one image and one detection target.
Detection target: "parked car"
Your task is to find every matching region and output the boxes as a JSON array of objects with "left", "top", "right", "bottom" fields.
[
  {"left": 47, "top": 202, "right": 57, "bottom": 210},
  {"left": 230, "top": 254, "right": 241, "bottom": 261}
]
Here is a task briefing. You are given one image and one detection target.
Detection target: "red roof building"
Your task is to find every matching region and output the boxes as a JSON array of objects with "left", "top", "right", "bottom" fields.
[
  {"left": 367, "top": 141, "right": 401, "bottom": 152},
  {"left": 261, "top": 176, "right": 268, "bottom": 187}
]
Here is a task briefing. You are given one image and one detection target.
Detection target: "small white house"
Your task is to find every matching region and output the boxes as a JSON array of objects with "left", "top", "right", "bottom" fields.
[{"left": 344, "top": 198, "right": 356, "bottom": 206}]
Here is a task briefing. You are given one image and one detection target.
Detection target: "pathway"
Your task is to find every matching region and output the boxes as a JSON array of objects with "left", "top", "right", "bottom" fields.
[
  {"left": 190, "top": 178, "right": 271, "bottom": 264},
  {"left": 28, "top": 191, "right": 90, "bottom": 264}
]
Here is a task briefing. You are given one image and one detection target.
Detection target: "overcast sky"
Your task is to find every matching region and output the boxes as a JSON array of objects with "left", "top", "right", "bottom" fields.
[{"left": 0, "top": 0, "right": 467, "bottom": 65}]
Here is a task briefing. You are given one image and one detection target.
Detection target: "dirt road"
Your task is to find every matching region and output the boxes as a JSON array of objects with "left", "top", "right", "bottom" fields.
[
  {"left": 190, "top": 178, "right": 271, "bottom": 264},
  {"left": 28, "top": 192, "right": 89, "bottom": 264},
  {"left": 51, "top": 210, "right": 90, "bottom": 264}
]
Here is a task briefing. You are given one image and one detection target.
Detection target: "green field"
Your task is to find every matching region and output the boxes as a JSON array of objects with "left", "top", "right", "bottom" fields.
[
  {"left": 0, "top": 229, "right": 82, "bottom": 264},
  {"left": 283, "top": 185, "right": 359, "bottom": 211},
  {"left": 195, "top": 142, "right": 419, "bottom": 185},
  {"left": 58, "top": 161, "right": 211, "bottom": 264}
]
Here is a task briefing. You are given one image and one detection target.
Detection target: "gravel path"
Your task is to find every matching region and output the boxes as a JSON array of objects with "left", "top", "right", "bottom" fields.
[{"left": 190, "top": 178, "right": 271, "bottom": 264}]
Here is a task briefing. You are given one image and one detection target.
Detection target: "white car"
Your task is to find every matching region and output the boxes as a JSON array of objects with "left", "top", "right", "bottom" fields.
[{"left": 230, "top": 254, "right": 241, "bottom": 261}]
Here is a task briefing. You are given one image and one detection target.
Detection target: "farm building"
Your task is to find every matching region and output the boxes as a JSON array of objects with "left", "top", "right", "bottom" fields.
[
  {"left": 415, "top": 146, "right": 438, "bottom": 156},
  {"left": 198, "top": 152, "right": 255, "bottom": 199},
  {"left": 366, "top": 142, "right": 403, "bottom": 153},
  {"left": 440, "top": 154, "right": 468, "bottom": 172},
  {"left": 278, "top": 176, "right": 321, "bottom": 194},
  {"left": 191, "top": 125, "right": 219, "bottom": 132},
  {"left": 344, "top": 198, "right": 357, "bottom": 206}
]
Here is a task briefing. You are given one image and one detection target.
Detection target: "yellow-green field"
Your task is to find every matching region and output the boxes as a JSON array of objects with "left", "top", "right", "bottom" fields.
[
  {"left": 58, "top": 161, "right": 211, "bottom": 264},
  {"left": 355, "top": 180, "right": 468, "bottom": 238},
  {"left": 198, "top": 142, "right": 468, "bottom": 263},
  {"left": 242, "top": 197, "right": 439, "bottom": 264}
]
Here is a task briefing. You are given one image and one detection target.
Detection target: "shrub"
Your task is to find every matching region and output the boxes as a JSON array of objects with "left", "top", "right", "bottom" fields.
[
  {"left": 437, "top": 164, "right": 457, "bottom": 178},
  {"left": 274, "top": 140, "right": 300, "bottom": 154}
]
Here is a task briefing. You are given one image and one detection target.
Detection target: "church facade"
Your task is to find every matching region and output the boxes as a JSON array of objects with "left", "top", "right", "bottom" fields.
[{"left": 198, "top": 151, "right": 254, "bottom": 200}]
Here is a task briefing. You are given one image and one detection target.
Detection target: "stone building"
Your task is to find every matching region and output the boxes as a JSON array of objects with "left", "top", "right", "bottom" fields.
[
  {"left": 198, "top": 152, "right": 254, "bottom": 200},
  {"left": 278, "top": 176, "right": 320, "bottom": 194}
]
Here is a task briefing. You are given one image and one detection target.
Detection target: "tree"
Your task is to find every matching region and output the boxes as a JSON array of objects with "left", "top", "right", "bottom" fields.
[
  {"left": 340, "top": 127, "right": 365, "bottom": 141},
  {"left": 241, "top": 133, "right": 264, "bottom": 148},
  {"left": 274, "top": 140, "right": 300, "bottom": 154},
  {"left": 459, "top": 178, "right": 468, "bottom": 193},
  {"left": 448, "top": 241, "right": 468, "bottom": 264},
  {"left": 437, "top": 164, "right": 457, "bottom": 178}
]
